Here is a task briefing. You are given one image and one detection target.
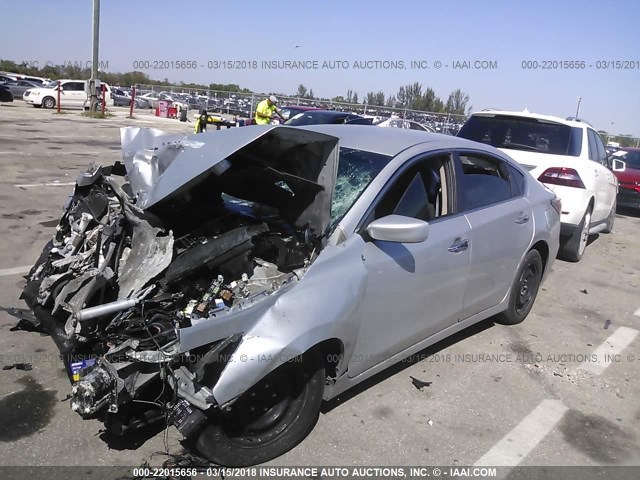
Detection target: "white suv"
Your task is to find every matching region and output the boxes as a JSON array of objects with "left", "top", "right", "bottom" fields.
[{"left": 458, "top": 110, "right": 621, "bottom": 262}]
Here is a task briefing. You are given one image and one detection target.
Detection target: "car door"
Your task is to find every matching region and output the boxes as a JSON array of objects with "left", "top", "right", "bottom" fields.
[
  {"left": 587, "top": 129, "right": 612, "bottom": 222},
  {"left": 455, "top": 151, "right": 534, "bottom": 320},
  {"left": 17, "top": 81, "right": 32, "bottom": 97},
  {"left": 348, "top": 153, "right": 472, "bottom": 378},
  {"left": 593, "top": 131, "right": 617, "bottom": 216},
  {"left": 60, "top": 81, "right": 83, "bottom": 107}
]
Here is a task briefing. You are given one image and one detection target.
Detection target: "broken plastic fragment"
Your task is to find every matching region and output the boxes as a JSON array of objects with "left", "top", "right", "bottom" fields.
[
  {"left": 2, "top": 363, "right": 33, "bottom": 371},
  {"left": 410, "top": 376, "right": 433, "bottom": 390}
]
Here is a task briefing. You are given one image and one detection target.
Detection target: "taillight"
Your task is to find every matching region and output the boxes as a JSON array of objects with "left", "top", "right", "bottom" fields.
[
  {"left": 538, "top": 167, "right": 585, "bottom": 188},
  {"left": 551, "top": 196, "right": 562, "bottom": 214}
]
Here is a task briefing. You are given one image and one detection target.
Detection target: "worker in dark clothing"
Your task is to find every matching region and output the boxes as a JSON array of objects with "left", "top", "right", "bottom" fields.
[{"left": 195, "top": 109, "right": 209, "bottom": 133}]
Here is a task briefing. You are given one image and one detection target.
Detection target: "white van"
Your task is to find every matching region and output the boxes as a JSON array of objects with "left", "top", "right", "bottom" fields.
[{"left": 23, "top": 79, "right": 112, "bottom": 109}]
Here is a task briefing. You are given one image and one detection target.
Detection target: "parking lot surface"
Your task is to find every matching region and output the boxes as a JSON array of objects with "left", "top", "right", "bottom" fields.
[{"left": 0, "top": 102, "right": 638, "bottom": 470}]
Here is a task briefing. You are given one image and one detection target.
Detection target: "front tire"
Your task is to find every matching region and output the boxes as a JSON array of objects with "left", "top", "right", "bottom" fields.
[
  {"left": 495, "top": 249, "right": 543, "bottom": 325},
  {"left": 42, "top": 96, "right": 56, "bottom": 109},
  {"left": 194, "top": 349, "right": 325, "bottom": 466},
  {"left": 559, "top": 209, "right": 591, "bottom": 262}
]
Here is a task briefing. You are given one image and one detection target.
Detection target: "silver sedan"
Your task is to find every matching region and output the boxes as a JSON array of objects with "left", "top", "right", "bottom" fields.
[{"left": 22, "top": 125, "right": 560, "bottom": 466}]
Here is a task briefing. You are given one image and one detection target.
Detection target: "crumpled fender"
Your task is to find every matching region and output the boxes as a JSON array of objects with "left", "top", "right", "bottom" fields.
[{"left": 211, "top": 234, "right": 368, "bottom": 406}]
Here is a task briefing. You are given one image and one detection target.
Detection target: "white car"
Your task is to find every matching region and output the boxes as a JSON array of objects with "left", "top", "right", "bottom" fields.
[
  {"left": 138, "top": 91, "right": 187, "bottom": 110},
  {"left": 24, "top": 79, "right": 112, "bottom": 109},
  {"left": 458, "top": 110, "right": 621, "bottom": 262}
]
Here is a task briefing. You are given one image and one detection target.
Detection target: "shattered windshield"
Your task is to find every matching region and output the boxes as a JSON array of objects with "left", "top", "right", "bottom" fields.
[{"left": 330, "top": 148, "right": 391, "bottom": 227}]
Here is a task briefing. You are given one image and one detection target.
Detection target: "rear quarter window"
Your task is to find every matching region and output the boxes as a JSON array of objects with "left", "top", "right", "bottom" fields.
[{"left": 508, "top": 164, "right": 526, "bottom": 195}]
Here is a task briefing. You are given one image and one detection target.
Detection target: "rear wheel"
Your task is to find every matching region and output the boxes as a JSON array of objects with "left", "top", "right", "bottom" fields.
[
  {"left": 559, "top": 209, "right": 591, "bottom": 262},
  {"left": 193, "top": 349, "right": 325, "bottom": 466},
  {"left": 495, "top": 249, "right": 543, "bottom": 325},
  {"left": 42, "top": 96, "right": 56, "bottom": 109},
  {"left": 602, "top": 199, "right": 616, "bottom": 234}
]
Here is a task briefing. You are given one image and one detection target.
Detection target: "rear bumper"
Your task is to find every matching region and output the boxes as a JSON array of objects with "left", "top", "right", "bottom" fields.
[
  {"left": 542, "top": 184, "right": 592, "bottom": 227},
  {"left": 560, "top": 222, "right": 581, "bottom": 238}
]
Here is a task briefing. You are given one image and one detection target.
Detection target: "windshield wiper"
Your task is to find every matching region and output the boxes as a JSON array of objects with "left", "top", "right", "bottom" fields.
[{"left": 501, "top": 142, "right": 542, "bottom": 152}]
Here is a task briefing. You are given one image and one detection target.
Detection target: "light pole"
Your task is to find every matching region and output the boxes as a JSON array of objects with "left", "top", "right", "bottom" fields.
[
  {"left": 89, "top": 0, "right": 101, "bottom": 113},
  {"left": 575, "top": 96, "right": 582, "bottom": 118}
]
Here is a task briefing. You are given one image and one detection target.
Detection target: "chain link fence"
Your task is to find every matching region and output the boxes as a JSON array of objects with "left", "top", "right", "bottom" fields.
[{"left": 133, "top": 83, "right": 467, "bottom": 132}]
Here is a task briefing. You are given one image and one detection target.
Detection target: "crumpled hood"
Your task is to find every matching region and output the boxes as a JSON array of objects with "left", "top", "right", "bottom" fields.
[{"left": 120, "top": 126, "right": 340, "bottom": 235}]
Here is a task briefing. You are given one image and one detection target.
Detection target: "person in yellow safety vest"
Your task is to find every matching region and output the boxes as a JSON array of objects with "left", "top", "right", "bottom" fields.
[
  {"left": 195, "top": 109, "right": 209, "bottom": 133},
  {"left": 194, "top": 109, "right": 224, "bottom": 133},
  {"left": 254, "top": 95, "right": 284, "bottom": 125}
]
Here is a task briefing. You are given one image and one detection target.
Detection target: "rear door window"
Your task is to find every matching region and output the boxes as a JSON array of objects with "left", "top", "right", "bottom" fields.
[
  {"left": 587, "top": 130, "right": 599, "bottom": 162},
  {"left": 593, "top": 131, "right": 608, "bottom": 166},
  {"left": 457, "top": 153, "right": 515, "bottom": 211}
]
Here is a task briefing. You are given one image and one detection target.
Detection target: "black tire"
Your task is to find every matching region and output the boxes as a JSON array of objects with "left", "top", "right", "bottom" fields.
[
  {"left": 558, "top": 209, "right": 591, "bottom": 262},
  {"left": 602, "top": 199, "right": 616, "bottom": 234},
  {"left": 42, "top": 96, "right": 56, "bottom": 109},
  {"left": 194, "top": 349, "right": 325, "bottom": 466},
  {"left": 495, "top": 249, "right": 543, "bottom": 325}
]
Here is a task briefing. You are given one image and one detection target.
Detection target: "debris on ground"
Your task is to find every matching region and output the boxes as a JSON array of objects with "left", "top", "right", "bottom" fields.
[
  {"left": 604, "top": 320, "right": 613, "bottom": 329},
  {"left": 427, "top": 419, "right": 434, "bottom": 426},
  {"left": 410, "top": 376, "right": 433, "bottom": 390},
  {"left": 2, "top": 307, "right": 47, "bottom": 333},
  {"left": 580, "top": 288, "right": 589, "bottom": 294},
  {"left": 2, "top": 363, "right": 33, "bottom": 371}
]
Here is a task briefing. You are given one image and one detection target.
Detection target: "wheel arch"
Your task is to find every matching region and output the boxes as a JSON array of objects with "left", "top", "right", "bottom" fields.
[
  {"left": 42, "top": 95, "right": 56, "bottom": 107},
  {"left": 529, "top": 240, "right": 549, "bottom": 276},
  {"left": 307, "top": 337, "right": 345, "bottom": 381}
]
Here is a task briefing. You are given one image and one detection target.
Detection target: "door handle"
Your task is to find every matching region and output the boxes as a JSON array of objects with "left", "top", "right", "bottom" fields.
[
  {"left": 515, "top": 213, "right": 530, "bottom": 224},
  {"left": 448, "top": 238, "right": 469, "bottom": 253}
]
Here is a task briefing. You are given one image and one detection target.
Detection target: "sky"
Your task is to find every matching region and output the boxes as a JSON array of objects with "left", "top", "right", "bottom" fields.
[{"left": 2, "top": 0, "right": 639, "bottom": 135}]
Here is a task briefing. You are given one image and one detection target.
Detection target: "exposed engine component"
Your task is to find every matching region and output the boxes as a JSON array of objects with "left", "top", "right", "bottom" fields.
[
  {"left": 171, "top": 399, "right": 207, "bottom": 437},
  {"left": 70, "top": 363, "right": 116, "bottom": 416}
]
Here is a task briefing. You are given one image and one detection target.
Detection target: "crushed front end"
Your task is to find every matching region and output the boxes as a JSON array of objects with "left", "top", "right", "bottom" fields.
[{"left": 20, "top": 125, "right": 339, "bottom": 438}]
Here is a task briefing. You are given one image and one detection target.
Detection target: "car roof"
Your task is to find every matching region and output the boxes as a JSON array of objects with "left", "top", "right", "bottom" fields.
[
  {"left": 471, "top": 109, "right": 590, "bottom": 129},
  {"left": 298, "top": 109, "right": 360, "bottom": 117},
  {"left": 282, "top": 105, "right": 320, "bottom": 110},
  {"left": 298, "top": 124, "right": 482, "bottom": 157}
]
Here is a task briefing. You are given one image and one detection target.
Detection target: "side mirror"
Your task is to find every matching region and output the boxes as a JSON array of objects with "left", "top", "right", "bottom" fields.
[
  {"left": 612, "top": 158, "right": 626, "bottom": 172},
  {"left": 365, "top": 214, "right": 429, "bottom": 243}
]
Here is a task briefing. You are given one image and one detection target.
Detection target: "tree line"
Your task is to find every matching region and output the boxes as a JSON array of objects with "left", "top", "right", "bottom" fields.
[{"left": 296, "top": 82, "right": 471, "bottom": 115}]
